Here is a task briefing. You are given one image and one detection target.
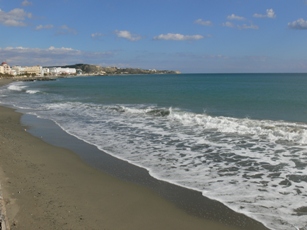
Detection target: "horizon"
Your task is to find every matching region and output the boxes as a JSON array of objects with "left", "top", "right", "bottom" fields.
[{"left": 1, "top": 0, "right": 307, "bottom": 73}]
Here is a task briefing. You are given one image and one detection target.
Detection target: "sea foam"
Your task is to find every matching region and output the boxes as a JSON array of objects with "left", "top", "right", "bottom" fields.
[
  {"left": 8, "top": 84, "right": 27, "bottom": 92},
  {"left": 26, "top": 90, "right": 40, "bottom": 94}
]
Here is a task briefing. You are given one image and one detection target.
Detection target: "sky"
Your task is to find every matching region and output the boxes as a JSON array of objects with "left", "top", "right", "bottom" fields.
[{"left": 0, "top": 0, "right": 307, "bottom": 73}]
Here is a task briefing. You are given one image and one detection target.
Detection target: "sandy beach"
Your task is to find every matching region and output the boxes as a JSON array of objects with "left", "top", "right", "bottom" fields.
[{"left": 0, "top": 79, "right": 269, "bottom": 230}]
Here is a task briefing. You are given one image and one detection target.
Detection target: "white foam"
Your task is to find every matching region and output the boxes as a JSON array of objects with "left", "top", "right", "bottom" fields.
[
  {"left": 168, "top": 110, "right": 307, "bottom": 145},
  {"left": 26, "top": 90, "right": 40, "bottom": 94},
  {"left": 7, "top": 83, "right": 27, "bottom": 92}
]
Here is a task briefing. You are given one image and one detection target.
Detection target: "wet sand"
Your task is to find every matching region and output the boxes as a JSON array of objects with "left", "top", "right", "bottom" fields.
[{"left": 0, "top": 79, "right": 269, "bottom": 230}]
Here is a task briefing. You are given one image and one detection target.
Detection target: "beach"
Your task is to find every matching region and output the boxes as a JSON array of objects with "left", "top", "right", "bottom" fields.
[{"left": 0, "top": 78, "right": 270, "bottom": 230}]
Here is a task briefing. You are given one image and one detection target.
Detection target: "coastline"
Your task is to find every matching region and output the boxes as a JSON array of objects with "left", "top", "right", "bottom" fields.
[{"left": 0, "top": 79, "right": 269, "bottom": 230}]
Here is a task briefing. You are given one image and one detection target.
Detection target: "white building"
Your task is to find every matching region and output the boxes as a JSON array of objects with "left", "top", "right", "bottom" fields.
[
  {"left": 50, "top": 67, "right": 76, "bottom": 75},
  {"left": 0, "top": 62, "right": 11, "bottom": 75},
  {"left": 43, "top": 68, "right": 50, "bottom": 75},
  {"left": 12, "top": 66, "right": 26, "bottom": 75},
  {"left": 25, "top": 65, "right": 44, "bottom": 76}
]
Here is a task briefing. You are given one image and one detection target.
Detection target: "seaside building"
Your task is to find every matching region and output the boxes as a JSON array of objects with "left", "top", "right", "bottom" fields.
[
  {"left": 10, "top": 69, "right": 17, "bottom": 76},
  {"left": 12, "top": 66, "right": 26, "bottom": 75},
  {"left": 1, "top": 62, "right": 83, "bottom": 77},
  {"left": 50, "top": 67, "right": 76, "bottom": 75},
  {"left": 0, "top": 62, "right": 11, "bottom": 75},
  {"left": 43, "top": 68, "right": 50, "bottom": 75},
  {"left": 25, "top": 65, "right": 44, "bottom": 76}
]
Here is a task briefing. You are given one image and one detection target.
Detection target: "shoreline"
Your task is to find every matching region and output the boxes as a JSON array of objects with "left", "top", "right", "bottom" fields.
[{"left": 0, "top": 79, "right": 269, "bottom": 230}]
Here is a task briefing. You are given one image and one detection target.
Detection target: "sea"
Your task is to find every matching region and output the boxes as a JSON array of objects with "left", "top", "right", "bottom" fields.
[{"left": 1, "top": 73, "right": 307, "bottom": 230}]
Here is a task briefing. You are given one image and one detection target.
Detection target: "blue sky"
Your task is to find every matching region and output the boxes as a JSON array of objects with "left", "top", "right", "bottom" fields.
[{"left": 0, "top": 0, "right": 307, "bottom": 73}]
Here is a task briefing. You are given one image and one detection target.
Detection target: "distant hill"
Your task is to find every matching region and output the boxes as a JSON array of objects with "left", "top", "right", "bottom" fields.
[{"left": 61, "top": 64, "right": 180, "bottom": 75}]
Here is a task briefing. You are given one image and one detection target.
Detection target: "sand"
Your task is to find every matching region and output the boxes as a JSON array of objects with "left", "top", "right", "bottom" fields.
[{"left": 0, "top": 79, "right": 269, "bottom": 230}]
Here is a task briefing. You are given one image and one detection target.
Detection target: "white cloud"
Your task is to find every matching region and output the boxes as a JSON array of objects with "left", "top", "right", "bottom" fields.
[
  {"left": 22, "top": 0, "right": 32, "bottom": 6},
  {"left": 266, "top": 9, "right": 276, "bottom": 18},
  {"left": 56, "top": 25, "right": 77, "bottom": 35},
  {"left": 153, "top": 33, "right": 204, "bottom": 41},
  {"left": 223, "top": 21, "right": 258, "bottom": 30},
  {"left": 0, "top": 8, "right": 32, "bottom": 26},
  {"left": 47, "top": 46, "right": 75, "bottom": 52},
  {"left": 35, "top": 24, "right": 54, "bottom": 30},
  {"left": 253, "top": 13, "right": 263, "bottom": 18},
  {"left": 288, "top": 18, "right": 307, "bottom": 30},
  {"left": 194, "top": 19, "right": 212, "bottom": 26},
  {"left": 222, "top": 21, "right": 235, "bottom": 28},
  {"left": 115, "top": 30, "right": 141, "bottom": 41},
  {"left": 227, "top": 14, "right": 245, "bottom": 20},
  {"left": 238, "top": 24, "right": 259, "bottom": 30},
  {"left": 253, "top": 9, "right": 276, "bottom": 18},
  {"left": 91, "top": 33, "right": 104, "bottom": 39},
  {"left": 0, "top": 46, "right": 115, "bottom": 66}
]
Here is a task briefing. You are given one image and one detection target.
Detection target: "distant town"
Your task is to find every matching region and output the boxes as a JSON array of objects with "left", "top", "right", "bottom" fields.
[{"left": 0, "top": 62, "right": 180, "bottom": 79}]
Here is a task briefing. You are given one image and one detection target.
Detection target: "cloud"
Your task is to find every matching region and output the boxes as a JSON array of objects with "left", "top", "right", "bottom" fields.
[
  {"left": 153, "top": 33, "right": 204, "bottom": 41},
  {"left": 91, "top": 33, "right": 104, "bottom": 39},
  {"left": 253, "top": 9, "right": 276, "bottom": 18},
  {"left": 238, "top": 24, "right": 259, "bottom": 30},
  {"left": 0, "top": 8, "right": 32, "bottom": 26},
  {"left": 56, "top": 25, "right": 77, "bottom": 35},
  {"left": 35, "top": 24, "right": 54, "bottom": 30},
  {"left": 288, "top": 18, "right": 307, "bottom": 30},
  {"left": 223, "top": 21, "right": 258, "bottom": 30},
  {"left": 0, "top": 46, "right": 115, "bottom": 66},
  {"left": 115, "top": 30, "right": 141, "bottom": 41},
  {"left": 227, "top": 14, "right": 245, "bottom": 21},
  {"left": 194, "top": 19, "right": 212, "bottom": 26},
  {"left": 222, "top": 21, "right": 235, "bottom": 28},
  {"left": 22, "top": 0, "right": 32, "bottom": 6},
  {"left": 47, "top": 46, "right": 75, "bottom": 52}
]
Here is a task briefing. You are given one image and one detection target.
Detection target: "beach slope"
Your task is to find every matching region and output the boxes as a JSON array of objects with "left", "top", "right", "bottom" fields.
[{"left": 0, "top": 108, "right": 247, "bottom": 230}]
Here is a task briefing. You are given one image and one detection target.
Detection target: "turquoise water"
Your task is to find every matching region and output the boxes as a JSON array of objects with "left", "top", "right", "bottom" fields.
[
  {"left": 1, "top": 73, "right": 307, "bottom": 230},
  {"left": 38, "top": 73, "right": 307, "bottom": 122}
]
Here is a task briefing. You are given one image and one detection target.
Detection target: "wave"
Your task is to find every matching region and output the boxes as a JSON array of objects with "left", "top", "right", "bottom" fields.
[
  {"left": 106, "top": 105, "right": 171, "bottom": 117},
  {"left": 106, "top": 104, "right": 307, "bottom": 145},
  {"left": 8, "top": 84, "right": 27, "bottom": 92},
  {"left": 6, "top": 82, "right": 41, "bottom": 94},
  {"left": 26, "top": 90, "right": 40, "bottom": 94},
  {"left": 168, "top": 109, "right": 307, "bottom": 145}
]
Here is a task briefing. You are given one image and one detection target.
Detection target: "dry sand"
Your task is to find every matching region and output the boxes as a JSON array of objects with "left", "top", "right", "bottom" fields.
[{"left": 0, "top": 79, "right": 268, "bottom": 230}]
